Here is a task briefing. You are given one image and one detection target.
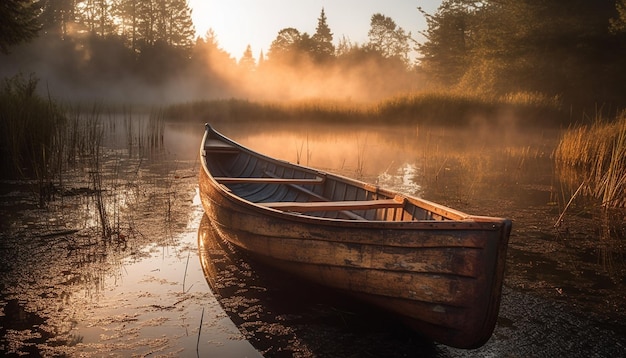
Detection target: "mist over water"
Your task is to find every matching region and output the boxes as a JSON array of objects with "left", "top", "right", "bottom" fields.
[{"left": 0, "top": 31, "right": 422, "bottom": 106}]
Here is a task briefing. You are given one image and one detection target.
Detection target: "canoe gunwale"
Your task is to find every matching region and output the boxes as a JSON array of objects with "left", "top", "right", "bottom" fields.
[{"left": 200, "top": 124, "right": 508, "bottom": 227}]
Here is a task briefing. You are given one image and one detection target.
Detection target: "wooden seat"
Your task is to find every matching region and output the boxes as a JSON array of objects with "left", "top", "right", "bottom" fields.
[
  {"left": 204, "top": 139, "right": 238, "bottom": 153},
  {"left": 258, "top": 199, "right": 404, "bottom": 212},
  {"left": 214, "top": 176, "right": 325, "bottom": 185}
]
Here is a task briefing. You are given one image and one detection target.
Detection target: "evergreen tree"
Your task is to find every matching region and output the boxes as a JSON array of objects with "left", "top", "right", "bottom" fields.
[
  {"left": 239, "top": 44, "right": 256, "bottom": 72},
  {"left": 39, "top": 0, "right": 75, "bottom": 38},
  {"left": 126, "top": 0, "right": 195, "bottom": 52},
  {"left": 0, "top": 0, "right": 42, "bottom": 53},
  {"left": 418, "top": 0, "right": 625, "bottom": 107},
  {"left": 312, "top": 8, "right": 334, "bottom": 61},
  {"left": 258, "top": 50, "right": 265, "bottom": 67},
  {"left": 116, "top": 0, "right": 140, "bottom": 50},
  {"left": 165, "top": 0, "right": 195, "bottom": 51},
  {"left": 335, "top": 35, "right": 354, "bottom": 57},
  {"left": 417, "top": 1, "right": 476, "bottom": 87}
]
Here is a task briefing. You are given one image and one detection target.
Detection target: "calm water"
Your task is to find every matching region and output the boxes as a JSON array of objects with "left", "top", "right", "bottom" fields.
[{"left": 0, "top": 119, "right": 624, "bottom": 357}]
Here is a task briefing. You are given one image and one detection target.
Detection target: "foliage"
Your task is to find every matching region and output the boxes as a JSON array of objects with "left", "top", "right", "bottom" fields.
[
  {"left": 418, "top": 0, "right": 626, "bottom": 113},
  {"left": 610, "top": 0, "right": 626, "bottom": 33},
  {"left": 268, "top": 27, "right": 304, "bottom": 63},
  {"left": 268, "top": 8, "right": 337, "bottom": 64},
  {"left": 0, "top": 0, "right": 41, "bottom": 54},
  {"left": 2, "top": 0, "right": 623, "bottom": 119},
  {"left": 417, "top": 3, "right": 473, "bottom": 87},
  {"left": 367, "top": 13, "right": 413, "bottom": 64},
  {"left": 40, "top": 0, "right": 195, "bottom": 54},
  {"left": 0, "top": 2, "right": 422, "bottom": 104}
]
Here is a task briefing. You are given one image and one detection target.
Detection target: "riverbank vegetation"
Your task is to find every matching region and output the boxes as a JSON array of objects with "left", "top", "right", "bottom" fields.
[
  {"left": 164, "top": 90, "right": 566, "bottom": 126},
  {"left": 0, "top": 74, "right": 66, "bottom": 181},
  {"left": 555, "top": 113, "right": 626, "bottom": 207}
]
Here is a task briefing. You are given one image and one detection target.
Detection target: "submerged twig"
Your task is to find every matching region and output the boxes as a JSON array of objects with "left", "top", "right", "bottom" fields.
[
  {"left": 183, "top": 250, "right": 191, "bottom": 293},
  {"left": 554, "top": 181, "right": 585, "bottom": 228},
  {"left": 196, "top": 307, "right": 205, "bottom": 355}
]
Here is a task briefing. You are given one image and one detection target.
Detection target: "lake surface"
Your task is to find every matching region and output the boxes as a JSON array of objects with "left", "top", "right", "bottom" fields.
[{"left": 0, "top": 119, "right": 624, "bottom": 356}]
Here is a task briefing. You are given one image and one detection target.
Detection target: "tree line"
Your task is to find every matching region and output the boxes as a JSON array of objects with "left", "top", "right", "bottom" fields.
[
  {"left": 418, "top": 0, "right": 626, "bottom": 113},
  {"left": 0, "top": 1, "right": 419, "bottom": 102},
  {"left": 1, "top": 0, "right": 626, "bottom": 111}
]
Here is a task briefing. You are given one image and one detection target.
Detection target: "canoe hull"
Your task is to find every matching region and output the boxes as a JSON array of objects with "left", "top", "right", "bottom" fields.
[{"left": 198, "top": 125, "right": 511, "bottom": 349}]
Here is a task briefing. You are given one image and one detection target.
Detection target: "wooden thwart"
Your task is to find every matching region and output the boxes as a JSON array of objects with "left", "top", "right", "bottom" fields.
[
  {"left": 259, "top": 199, "right": 404, "bottom": 212},
  {"left": 215, "top": 176, "right": 324, "bottom": 184},
  {"left": 204, "top": 140, "right": 238, "bottom": 153}
]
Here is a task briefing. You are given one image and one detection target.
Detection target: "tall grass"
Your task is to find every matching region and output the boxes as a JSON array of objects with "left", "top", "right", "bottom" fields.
[
  {"left": 164, "top": 91, "right": 567, "bottom": 126},
  {"left": 0, "top": 74, "right": 66, "bottom": 187},
  {"left": 554, "top": 114, "right": 626, "bottom": 207},
  {"left": 122, "top": 107, "right": 165, "bottom": 157}
]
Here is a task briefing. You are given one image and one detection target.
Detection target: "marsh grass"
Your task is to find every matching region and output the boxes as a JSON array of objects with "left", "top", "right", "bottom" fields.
[
  {"left": 0, "top": 74, "right": 66, "bottom": 203},
  {"left": 165, "top": 91, "right": 566, "bottom": 126},
  {"left": 122, "top": 108, "right": 165, "bottom": 157},
  {"left": 555, "top": 114, "right": 626, "bottom": 207},
  {"left": 355, "top": 134, "right": 368, "bottom": 179},
  {"left": 0, "top": 74, "right": 171, "bottom": 241}
]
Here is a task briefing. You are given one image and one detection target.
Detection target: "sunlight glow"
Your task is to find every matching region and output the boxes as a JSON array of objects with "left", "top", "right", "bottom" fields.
[{"left": 187, "top": 0, "right": 441, "bottom": 60}]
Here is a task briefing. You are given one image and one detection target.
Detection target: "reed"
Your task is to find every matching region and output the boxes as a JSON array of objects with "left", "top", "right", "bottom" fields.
[
  {"left": 128, "top": 108, "right": 165, "bottom": 155},
  {"left": 183, "top": 250, "right": 191, "bottom": 293},
  {"left": 0, "top": 74, "right": 67, "bottom": 198},
  {"left": 146, "top": 108, "right": 165, "bottom": 150},
  {"left": 196, "top": 307, "right": 205, "bottom": 354},
  {"left": 355, "top": 134, "right": 367, "bottom": 179},
  {"left": 164, "top": 91, "right": 566, "bottom": 126},
  {"left": 82, "top": 107, "right": 112, "bottom": 239},
  {"left": 554, "top": 113, "right": 626, "bottom": 207}
]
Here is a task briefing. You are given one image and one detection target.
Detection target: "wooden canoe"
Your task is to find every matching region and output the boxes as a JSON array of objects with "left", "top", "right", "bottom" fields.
[{"left": 198, "top": 124, "right": 512, "bottom": 349}]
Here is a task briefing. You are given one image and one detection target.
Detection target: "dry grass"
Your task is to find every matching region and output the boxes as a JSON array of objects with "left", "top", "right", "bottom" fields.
[
  {"left": 554, "top": 113, "right": 626, "bottom": 207},
  {"left": 165, "top": 91, "right": 566, "bottom": 127}
]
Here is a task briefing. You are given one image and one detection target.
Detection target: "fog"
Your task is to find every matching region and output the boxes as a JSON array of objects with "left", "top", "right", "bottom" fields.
[{"left": 0, "top": 32, "right": 422, "bottom": 106}]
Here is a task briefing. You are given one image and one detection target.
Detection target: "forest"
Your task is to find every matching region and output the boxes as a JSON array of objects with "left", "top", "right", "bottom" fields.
[{"left": 1, "top": 0, "right": 626, "bottom": 113}]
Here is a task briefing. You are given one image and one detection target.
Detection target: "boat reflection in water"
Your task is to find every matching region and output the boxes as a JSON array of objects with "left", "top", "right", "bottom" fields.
[{"left": 197, "top": 214, "right": 436, "bottom": 357}]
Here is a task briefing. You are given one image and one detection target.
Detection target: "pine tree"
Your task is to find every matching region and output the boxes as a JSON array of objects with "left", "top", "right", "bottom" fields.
[
  {"left": 239, "top": 44, "right": 256, "bottom": 72},
  {"left": 0, "top": 0, "right": 41, "bottom": 53},
  {"left": 312, "top": 7, "right": 334, "bottom": 61},
  {"left": 166, "top": 0, "right": 195, "bottom": 51}
]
